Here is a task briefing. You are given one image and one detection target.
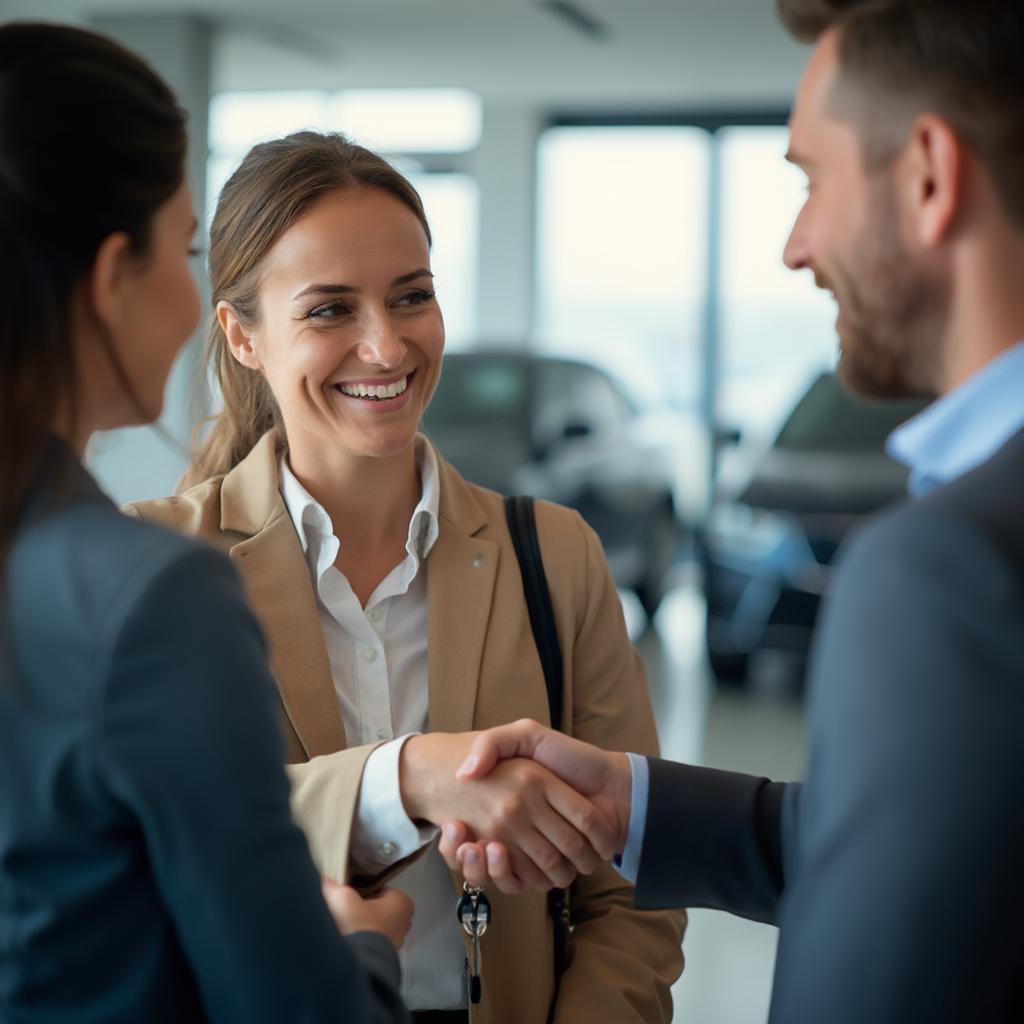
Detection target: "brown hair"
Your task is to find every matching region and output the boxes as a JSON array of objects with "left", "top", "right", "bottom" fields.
[
  {"left": 0, "top": 22, "right": 186, "bottom": 558},
  {"left": 183, "top": 131, "right": 431, "bottom": 489},
  {"left": 776, "top": 0, "right": 1024, "bottom": 228}
]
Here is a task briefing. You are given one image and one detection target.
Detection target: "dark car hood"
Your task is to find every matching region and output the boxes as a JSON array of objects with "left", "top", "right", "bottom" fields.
[{"left": 728, "top": 448, "right": 910, "bottom": 516}]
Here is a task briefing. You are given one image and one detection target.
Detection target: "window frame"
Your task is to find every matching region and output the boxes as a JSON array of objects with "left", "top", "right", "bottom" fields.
[{"left": 537, "top": 108, "right": 792, "bottom": 506}]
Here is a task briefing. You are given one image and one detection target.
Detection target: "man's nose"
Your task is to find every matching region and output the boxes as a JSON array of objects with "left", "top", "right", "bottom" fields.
[{"left": 783, "top": 211, "right": 810, "bottom": 271}]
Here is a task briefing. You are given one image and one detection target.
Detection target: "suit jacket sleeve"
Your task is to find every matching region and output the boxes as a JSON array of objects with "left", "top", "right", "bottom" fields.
[
  {"left": 635, "top": 758, "right": 792, "bottom": 924},
  {"left": 549, "top": 511, "right": 686, "bottom": 1024},
  {"left": 94, "top": 544, "right": 409, "bottom": 1024},
  {"left": 767, "top": 509, "right": 1024, "bottom": 1024}
]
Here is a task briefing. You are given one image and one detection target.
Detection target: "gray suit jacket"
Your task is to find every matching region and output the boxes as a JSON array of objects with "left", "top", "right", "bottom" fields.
[
  {"left": 0, "top": 445, "right": 409, "bottom": 1024},
  {"left": 636, "top": 426, "right": 1024, "bottom": 1022}
]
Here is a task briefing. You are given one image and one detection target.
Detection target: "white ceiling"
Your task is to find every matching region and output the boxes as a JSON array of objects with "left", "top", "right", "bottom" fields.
[{"left": 2, "top": 0, "right": 808, "bottom": 108}]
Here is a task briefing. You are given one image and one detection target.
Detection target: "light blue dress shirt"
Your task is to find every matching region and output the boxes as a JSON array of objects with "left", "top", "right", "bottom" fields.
[
  {"left": 886, "top": 339, "right": 1024, "bottom": 496},
  {"left": 616, "top": 339, "right": 1024, "bottom": 885},
  {"left": 614, "top": 753, "right": 650, "bottom": 883}
]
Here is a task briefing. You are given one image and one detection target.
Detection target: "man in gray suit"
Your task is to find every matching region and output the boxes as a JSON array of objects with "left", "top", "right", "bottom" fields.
[{"left": 443, "top": 1, "right": 1024, "bottom": 1020}]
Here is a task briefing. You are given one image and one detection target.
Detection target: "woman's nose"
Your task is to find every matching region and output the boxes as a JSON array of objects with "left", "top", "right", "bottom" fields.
[{"left": 357, "top": 314, "right": 407, "bottom": 369}]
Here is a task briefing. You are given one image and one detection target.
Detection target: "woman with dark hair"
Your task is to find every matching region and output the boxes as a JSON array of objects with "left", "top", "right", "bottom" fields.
[
  {"left": 0, "top": 22, "right": 411, "bottom": 1023},
  {"left": 128, "top": 130, "right": 685, "bottom": 1023}
]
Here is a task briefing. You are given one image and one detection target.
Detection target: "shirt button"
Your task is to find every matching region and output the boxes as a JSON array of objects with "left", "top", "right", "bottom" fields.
[
  {"left": 379, "top": 841, "right": 398, "bottom": 858},
  {"left": 362, "top": 648, "right": 378, "bottom": 663},
  {"left": 376, "top": 728, "right": 389, "bottom": 740},
  {"left": 369, "top": 609, "right": 382, "bottom": 624}
]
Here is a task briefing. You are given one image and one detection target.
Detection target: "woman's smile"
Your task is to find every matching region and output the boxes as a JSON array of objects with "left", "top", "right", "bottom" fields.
[{"left": 332, "top": 369, "right": 417, "bottom": 413}]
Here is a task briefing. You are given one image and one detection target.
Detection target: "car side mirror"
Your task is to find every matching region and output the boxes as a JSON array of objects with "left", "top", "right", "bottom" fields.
[
  {"left": 562, "top": 421, "right": 593, "bottom": 441},
  {"left": 714, "top": 425, "right": 742, "bottom": 447},
  {"left": 531, "top": 421, "right": 592, "bottom": 463}
]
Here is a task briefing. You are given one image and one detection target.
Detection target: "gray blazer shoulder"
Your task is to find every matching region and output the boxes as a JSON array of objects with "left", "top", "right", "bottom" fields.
[
  {"left": 2, "top": 455, "right": 409, "bottom": 1023},
  {"left": 637, "top": 427, "right": 1024, "bottom": 1023}
]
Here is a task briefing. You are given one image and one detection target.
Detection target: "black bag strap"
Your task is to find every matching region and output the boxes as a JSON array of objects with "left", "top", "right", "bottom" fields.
[
  {"left": 503, "top": 495, "right": 563, "bottom": 731},
  {"left": 503, "top": 495, "right": 570, "bottom": 1014}
]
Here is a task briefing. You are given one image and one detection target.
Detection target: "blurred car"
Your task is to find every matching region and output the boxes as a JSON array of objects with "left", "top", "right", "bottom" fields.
[
  {"left": 699, "top": 371, "right": 927, "bottom": 683},
  {"left": 422, "top": 350, "right": 698, "bottom": 616}
]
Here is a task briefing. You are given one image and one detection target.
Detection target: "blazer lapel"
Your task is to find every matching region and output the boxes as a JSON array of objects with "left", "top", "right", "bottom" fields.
[
  {"left": 427, "top": 454, "right": 499, "bottom": 736},
  {"left": 221, "top": 431, "right": 346, "bottom": 759}
]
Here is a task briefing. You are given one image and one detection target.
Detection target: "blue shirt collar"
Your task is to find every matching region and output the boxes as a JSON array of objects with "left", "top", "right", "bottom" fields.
[{"left": 886, "top": 340, "right": 1024, "bottom": 496}]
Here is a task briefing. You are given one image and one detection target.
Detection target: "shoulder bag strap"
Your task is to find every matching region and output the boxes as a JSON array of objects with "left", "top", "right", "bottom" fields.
[{"left": 503, "top": 494, "right": 570, "bottom": 1014}]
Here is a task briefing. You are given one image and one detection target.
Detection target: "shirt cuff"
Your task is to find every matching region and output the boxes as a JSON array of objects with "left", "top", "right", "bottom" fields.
[
  {"left": 613, "top": 752, "right": 649, "bottom": 885},
  {"left": 349, "top": 733, "right": 439, "bottom": 872}
]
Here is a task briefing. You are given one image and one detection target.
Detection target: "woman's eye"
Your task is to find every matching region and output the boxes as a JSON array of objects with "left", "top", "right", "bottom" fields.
[
  {"left": 395, "top": 288, "right": 436, "bottom": 308},
  {"left": 308, "top": 301, "right": 352, "bottom": 320}
]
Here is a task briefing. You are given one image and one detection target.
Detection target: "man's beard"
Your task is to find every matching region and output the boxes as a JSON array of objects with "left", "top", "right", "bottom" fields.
[{"left": 829, "top": 181, "right": 947, "bottom": 402}]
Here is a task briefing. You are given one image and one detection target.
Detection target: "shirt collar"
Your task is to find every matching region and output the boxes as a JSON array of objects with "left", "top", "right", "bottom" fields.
[
  {"left": 886, "top": 340, "right": 1024, "bottom": 496},
  {"left": 278, "top": 435, "right": 441, "bottom": 569}
]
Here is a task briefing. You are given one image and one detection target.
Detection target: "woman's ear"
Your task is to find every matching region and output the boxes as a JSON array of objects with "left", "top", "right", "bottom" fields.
[
  {"left": 217, "top": 300, "right": 263, "bottom": 372},
  {"left": 88, "top": 231, "right": 134, "bottom": 334}
]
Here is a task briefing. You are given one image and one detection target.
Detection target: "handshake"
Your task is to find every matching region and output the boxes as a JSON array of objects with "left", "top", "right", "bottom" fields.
[
  {"left": 323, "top": 720, "right": 633, "bottom": 951},
  {"left": 403, "top": 719, "right": 634, "bottom": 896},
  {"left": 321, "top": 720, "right": 630, "bottom": 950}
]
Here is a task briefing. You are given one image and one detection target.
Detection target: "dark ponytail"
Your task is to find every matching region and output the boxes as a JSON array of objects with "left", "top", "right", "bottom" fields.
[{"left": 0, "top": 21, "right": 187, "bottom": 556}]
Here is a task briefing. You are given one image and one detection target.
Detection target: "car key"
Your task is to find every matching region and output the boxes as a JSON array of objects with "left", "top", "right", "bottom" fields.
[{"left": 457, "top": 883, "right": 490, "bottom": 1005}]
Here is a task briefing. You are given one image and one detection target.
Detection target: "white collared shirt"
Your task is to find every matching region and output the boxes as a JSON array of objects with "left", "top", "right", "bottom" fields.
[{"left": 279, "top": 437, "right": 467, "bottom": 1011}]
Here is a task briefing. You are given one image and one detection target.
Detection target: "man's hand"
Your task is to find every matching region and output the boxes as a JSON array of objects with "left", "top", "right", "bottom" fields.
[
  {"left": 321, "top": 879, "right": 414, "bottom": 950},
  {"left": 399, "top": 731, "right": 617, "bottom": 891},
  {"left": 437, "top": 720, "right": 633, "bottom": 894}
]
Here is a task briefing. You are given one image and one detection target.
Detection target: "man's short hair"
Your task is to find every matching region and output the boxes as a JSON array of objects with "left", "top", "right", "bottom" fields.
[{"left": 777, "top": 0, "right": 1024, "bottom": 230}]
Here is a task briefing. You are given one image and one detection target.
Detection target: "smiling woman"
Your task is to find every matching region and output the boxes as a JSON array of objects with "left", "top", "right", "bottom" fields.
[
  {"left": 216, "top": 185, "right": 443, "bottom": 474},
  {"left": 185, "top": 132, "right": 435, "bottom": 485},
  {"left": 125, "top": 130, "right": 685, "bottom": 1022}
]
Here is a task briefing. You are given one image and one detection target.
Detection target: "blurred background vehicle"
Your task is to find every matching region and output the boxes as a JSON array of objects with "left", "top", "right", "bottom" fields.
[
  {"left": 422, "top": 349, "right": 698, "bottom": 617},
  {"left": 699, "top": 371, "right": 928, "bottom": 684}
]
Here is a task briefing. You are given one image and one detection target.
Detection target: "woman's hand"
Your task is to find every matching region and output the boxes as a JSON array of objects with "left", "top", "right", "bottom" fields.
[
  {"left": 437, "top": 720, "right": 633, "bottom": 895},
  {"left": 399, "top": 732, "right": 618, "bottom": 892},
  {"left": 439, "top": 824, "right": 526, "bottom": 895},
  {"left": 321, "top": 879, "right": 414, "bottom": 950}
]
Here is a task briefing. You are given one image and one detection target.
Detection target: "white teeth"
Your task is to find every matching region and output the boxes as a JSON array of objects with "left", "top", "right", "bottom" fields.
[{"left": 339, "top": 375, "right": 409, "bottom": 400}]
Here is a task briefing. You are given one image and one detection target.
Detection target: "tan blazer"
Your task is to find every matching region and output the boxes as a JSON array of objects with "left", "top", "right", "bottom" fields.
[{"left": 126, "top": 429, "right": 685, "bottom": 1023}]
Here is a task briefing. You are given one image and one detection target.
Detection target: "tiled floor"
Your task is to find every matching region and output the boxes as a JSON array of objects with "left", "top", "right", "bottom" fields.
[{"left": 624, "top": 583, "right": 807, "bottom": 1024}]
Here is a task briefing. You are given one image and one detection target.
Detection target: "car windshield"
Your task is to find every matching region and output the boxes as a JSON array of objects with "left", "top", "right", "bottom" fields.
[
  {"left": 774, "top": 373, "right": 926, "bottom": 453},
  {"left": 423, "top": 358, "right": 527, "bottom": 433}
]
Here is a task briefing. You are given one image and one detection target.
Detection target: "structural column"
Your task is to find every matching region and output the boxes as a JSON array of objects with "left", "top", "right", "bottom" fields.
[
  {"left": 87, "top": 15, "right": 214, "bottom": 503},
  {"left": 473, "top": 103, "right": 541, "bottom": 346}
]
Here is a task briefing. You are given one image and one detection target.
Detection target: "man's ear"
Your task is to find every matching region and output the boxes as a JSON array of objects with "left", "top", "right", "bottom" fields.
[
  {"left": 903, "top": 114, "right": 965, "bottom": 249},
  {"left": 88, "top": 231, "right": 134, "bottom": 333},
  {"left": 217, "top": 300, "right": 263, "bottom": 372}
]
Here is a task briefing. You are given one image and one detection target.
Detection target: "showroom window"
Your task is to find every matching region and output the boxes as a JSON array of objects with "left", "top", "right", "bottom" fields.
[
  {"left": 535, "top": 126, "right": 710, "bottom": 410},
  {"left": 535, "top": 117, "right": 839, "bottom": 490},
  {"left": 718, "top": 125, "right": 836, "bottom": 441}
]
